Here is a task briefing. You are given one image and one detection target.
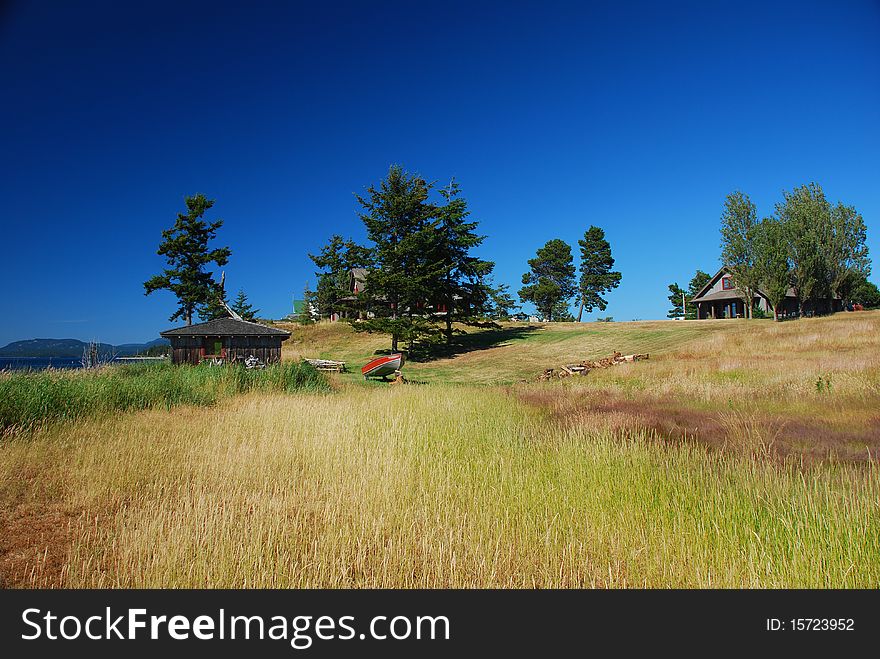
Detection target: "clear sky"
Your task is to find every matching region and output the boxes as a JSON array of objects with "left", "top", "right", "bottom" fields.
[{"left": 2, "top": 0, "right": 879, "bottom": 345}]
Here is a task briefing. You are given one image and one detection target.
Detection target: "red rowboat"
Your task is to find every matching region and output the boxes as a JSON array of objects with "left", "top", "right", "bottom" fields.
[{"left": 361, "top": 353, "right": 405, "bottom": 379}]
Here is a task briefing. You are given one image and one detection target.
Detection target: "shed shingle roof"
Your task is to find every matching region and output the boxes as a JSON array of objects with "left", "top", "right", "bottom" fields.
[{"left": 160, "top": 318, "right": 291, "bottom": 338}]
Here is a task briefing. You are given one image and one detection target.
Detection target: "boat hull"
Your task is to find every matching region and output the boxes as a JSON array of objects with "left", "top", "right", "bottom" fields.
[{"left": 361, "top": 354, "right": 404, "bottom": 378}]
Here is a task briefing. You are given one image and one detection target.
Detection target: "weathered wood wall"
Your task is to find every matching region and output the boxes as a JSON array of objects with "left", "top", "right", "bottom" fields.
[
  {"left": 225, "top": 335, "right": 283, "bottom": 364},
  {"left": 169, "top": 336, "right": 283, "bottom": 365}
]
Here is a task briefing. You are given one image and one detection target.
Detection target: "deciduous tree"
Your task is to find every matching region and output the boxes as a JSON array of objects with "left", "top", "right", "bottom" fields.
[
  {"left": 720, "top": 191, "right": 759, "bottom": 318},
  {"left": 752, "top": 217, "right": 790, "bottom": 321}
]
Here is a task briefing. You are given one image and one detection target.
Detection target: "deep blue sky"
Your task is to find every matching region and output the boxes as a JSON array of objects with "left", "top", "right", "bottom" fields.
[{"left": 2, "top": 1, "right": 879, "bottom": 345}]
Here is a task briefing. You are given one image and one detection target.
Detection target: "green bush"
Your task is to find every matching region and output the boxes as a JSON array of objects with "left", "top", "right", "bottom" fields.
[{"left": 0, "top": 361, "right": 328, "bottom": 434}]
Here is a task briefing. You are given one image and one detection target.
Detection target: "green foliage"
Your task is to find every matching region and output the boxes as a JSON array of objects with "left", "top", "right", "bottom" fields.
[
  {"left": 344, "top": 166, "right": 497, "bottom": 352},
  {"left": 353, "top": 166, "right": 438, "bottom": 352},
  {"left": 298, "top": 285, "right": 315, "bottom": 325},
  {"left": 144, "top": 194, "right": 231, "bottom": 326},
  {"left": 720, "top": 191, "right": 760, "bottom": 318},
  {"left": 488, "top": 282, "right": 519, "bottom": 320},
  {"left": 576, "top": 226, "right": 621, "bottom": 321},
  {"left": 828, "top": 201, "right": 870, "bottom": 303},
  {"left": 0, "top": 361, "right": 328, "bottom": 434},
  {"left": 850, "top": 275, "right": 880, "bottom": 308},
  {"left": 716, "top": 183, "right": 870, "bottom": 318},
  {"left": 198, "top": 284, "right": 230, "bottom": 322},
  {"left": 667, "top": 283, "right": 686, "bottom": 319},
  {"left": 776, "top": 183, "right": 833, "bottom": 312},
  {"left": 519, "top": 239, "right": 577, "bottom": 321},
  {"left": 752, "top": 217, "right": 790, "bottom": 320},
  {"left": 595, "top": 316, "right": 614, "bottom": 322},
  {"left": 686, "top": 270, "right": 711, "bottom": 319},
  {"left": 668, "top": 271, "right": 711, "bottom": 319},
  {"left": 308, "top": 235, "right": 370, "bottom": 319},
  {"left": 432, "top": 180, "right": 496, "bottom": 341},
  {"left": 230, "top": 289, "right": 259, "bottom": 322}
]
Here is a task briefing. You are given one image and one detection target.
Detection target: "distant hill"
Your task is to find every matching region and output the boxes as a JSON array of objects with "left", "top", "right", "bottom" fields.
[{"left": 0, "top": 338, "right": 169, "bottom": 358}]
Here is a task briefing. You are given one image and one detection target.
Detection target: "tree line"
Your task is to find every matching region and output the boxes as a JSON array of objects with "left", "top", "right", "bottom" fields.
[
  {"left": 142, "top": 169, "right": 624, "bottom": 350},
  {"left": 308, "top": 166, "right": 623, "bottom": 352},
  {"left": 668, "top": 182, "right": 876, "bottom": 320}
]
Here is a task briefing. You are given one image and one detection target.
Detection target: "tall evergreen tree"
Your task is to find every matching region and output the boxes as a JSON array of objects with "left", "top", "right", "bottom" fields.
[
  {"left": 575, "top": 226, "right": 621, "bottom": 322},
  {"left": 309, "top": 235, "right": 371, "bottom": 319},
  {"left": 355, "top": 165, "right": 437, "bottom": 352},
  {"left": 230, "top": 289, "right": 259, "bottom": 321},
  {"left": 518, "top": 239, "right": 576, "bottom": 321},
  {"left": 667, "top": 283, "right": 686, "bottom": 319},
  {"left": 686, "top": 270, "right": 711, "bottom": 319},
  {"left": 198, "top": 284, "right": 230, "bottom": 321},
  {"left": 432, "top": 180, "right": 495, "bottom": 342},
  {"left": 720, "top": 191, "right": 760, "bottom": 318},
  {"left": 488, "top": 282, "right": 518, "bottom": 320},
  {"left": 144, "top": 194, "right": 231, "bottom": 325}
]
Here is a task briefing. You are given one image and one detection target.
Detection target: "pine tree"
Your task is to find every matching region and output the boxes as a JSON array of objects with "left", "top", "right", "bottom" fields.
[
  {"left": 432, "top": 180, "right": 495, "bottom": 342},
  {"left": 576, "top": 226, "right": 621, "bottom": 322},
  {"left": 230, "top": 289, "right": 259, "bottom": 321},
  {"left": 198, "top": 284, "right": 230, "bottom": 321},
  {"left": 144, "top": 194, "right": 231, "bottom": 325},
  {"left": 309, "top": 235, "right": 371, "bottom": 319},
  {"left": 518, "top": 239, "right": 576, "bottom": 321},
  {"left": 686, "top": 270, "right": 711, "bottom": 319},
  {"left": 667, "top": 283, "right": 686, "bottom": 319},
  {"left": 354, "top": 165, "right": 437, "bottom": 353},
  {"left": 488, "top": 282, "right": 518, "bottom": 320}
]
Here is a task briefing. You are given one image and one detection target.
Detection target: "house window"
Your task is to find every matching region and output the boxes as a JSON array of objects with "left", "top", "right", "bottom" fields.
[{"left": 722, "top": 277, "right": 734, "bottom": 290}]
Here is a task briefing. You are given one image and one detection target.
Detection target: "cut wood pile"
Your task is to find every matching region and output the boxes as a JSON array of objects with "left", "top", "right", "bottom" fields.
[
  {"left": 538, "top": 351, "right": 649, "bottom": 380},
  {"left": 305, "top": 358, "right": 346, "bottom": 373}
]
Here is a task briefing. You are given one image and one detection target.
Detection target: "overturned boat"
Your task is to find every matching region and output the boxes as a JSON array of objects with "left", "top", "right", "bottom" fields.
[{"left": 361, "top": 353, "right": 405, "bottom": 379}]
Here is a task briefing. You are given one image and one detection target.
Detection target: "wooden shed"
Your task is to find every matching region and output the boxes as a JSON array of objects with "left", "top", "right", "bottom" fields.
[{"left": 160, "top": 318, "right": 291, "bottom": 365}]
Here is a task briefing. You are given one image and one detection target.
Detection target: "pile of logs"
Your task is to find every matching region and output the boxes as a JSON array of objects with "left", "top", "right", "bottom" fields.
[{"left": 538, "top": 351, "right": 649, "bottom": 380}]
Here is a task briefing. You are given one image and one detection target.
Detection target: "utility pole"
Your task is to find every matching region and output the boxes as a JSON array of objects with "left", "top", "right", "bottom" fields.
[{"left": 682, "top": 291, "right": 687, "bottom": 320}]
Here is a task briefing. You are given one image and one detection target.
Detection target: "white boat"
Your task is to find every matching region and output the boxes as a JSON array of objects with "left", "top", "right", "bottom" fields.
[{"left": 361, "top": 353, "right": 404, "bottom": 379}]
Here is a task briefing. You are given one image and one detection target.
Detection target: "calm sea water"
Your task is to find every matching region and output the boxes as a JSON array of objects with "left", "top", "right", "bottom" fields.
[{"left": 1, "top": 357, "right": 91, "bottom": 371}]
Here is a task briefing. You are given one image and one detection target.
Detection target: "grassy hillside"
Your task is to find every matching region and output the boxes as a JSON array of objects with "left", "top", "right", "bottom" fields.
[
  {"left": 2, "top": 312, "right": 879, "bottom": 588},
  {"left": 279, "top": 318, "right": 737, "bottom": 384}
]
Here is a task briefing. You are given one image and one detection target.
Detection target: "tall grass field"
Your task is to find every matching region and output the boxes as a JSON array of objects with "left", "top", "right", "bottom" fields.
[
  {"left": 1, "top": 312, "right": 879, "bottom": 588},
  {"left": 0, "top": 361, "right": 328, "bottom": 434}
]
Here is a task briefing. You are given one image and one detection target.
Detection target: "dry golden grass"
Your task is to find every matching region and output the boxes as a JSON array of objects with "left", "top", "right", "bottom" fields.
[{"left": 2, "top": 312, "right": 879, "bottom": 588}]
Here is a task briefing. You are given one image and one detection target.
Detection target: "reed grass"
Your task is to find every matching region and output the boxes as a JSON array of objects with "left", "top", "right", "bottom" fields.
[
  {"left": 4, "top": 388, "right": 876, "bottom": 588},
  {"left": 0, "top": 361, "right": 328, "bottom": 434}
]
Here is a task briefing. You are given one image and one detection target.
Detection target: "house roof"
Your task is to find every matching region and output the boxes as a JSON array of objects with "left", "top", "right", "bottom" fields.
[
  {"left": 350, "top": 268, "right": 368, "bottom": 282},
  {"left": 690, "top": 265, "right": 797, "bottom": 303},
  {"left": 693, "top": 288, "right": 753, "bottom": 302},
  {"left": 160, "top": 317, "right": 291, "bottom": 338}
]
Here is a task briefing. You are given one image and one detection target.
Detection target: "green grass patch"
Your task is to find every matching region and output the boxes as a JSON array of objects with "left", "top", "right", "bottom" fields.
[{"left": 0, "top": 361, "right": 329, "bottom": 434}]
